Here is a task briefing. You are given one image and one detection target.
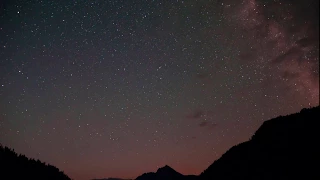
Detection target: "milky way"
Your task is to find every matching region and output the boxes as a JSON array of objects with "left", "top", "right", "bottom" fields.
[
  {"left": 0, "top": 0, "right": 318, "bottom": 180},
  {"left": 224, "top": 0, "right": 319, "bottom": 105}
]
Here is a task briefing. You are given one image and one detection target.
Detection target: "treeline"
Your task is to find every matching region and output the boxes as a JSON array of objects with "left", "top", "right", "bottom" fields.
[
  {"left": 0, "top": 145, "right": 71, "bottom": 180},
  {"left": 199, "top": 106, "right": 319, "bottom": 180}
]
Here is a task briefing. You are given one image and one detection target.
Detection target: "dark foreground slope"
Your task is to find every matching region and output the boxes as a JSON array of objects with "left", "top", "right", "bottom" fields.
[
  {"left": 0, "top": 145, "right": 71, "bottom": 180},
  {"left": 134, "top": 106, "right": 319, "bottom": 180},
  {"left": 200, "top": 106, "right": 319, "bottom": 180}
]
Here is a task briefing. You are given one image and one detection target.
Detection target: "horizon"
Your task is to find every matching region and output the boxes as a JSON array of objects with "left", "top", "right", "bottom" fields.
[
  {"left": 0, "top": 0, "right": 319, "bottom": 180},
  {"left": 2, "top": 105, "right": 318, "bottom": 180}
]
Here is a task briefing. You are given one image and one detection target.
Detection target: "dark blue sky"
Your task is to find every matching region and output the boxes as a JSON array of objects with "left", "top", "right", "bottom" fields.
[{"left": 0, "top": 0, "right": 318, "bottom": 179}]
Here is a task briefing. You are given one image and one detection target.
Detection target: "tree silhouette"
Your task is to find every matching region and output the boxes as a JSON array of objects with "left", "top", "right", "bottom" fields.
[
  {"left": 0, "top": 144, "right": 71, "bottom": 180},
  {"left": 199, "top": 106, "right": 319, "bottom": 180}
]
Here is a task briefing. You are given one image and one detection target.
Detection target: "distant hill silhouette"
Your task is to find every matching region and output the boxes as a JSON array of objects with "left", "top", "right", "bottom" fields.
[
  {"left": 135, "top": 165, "right": 197, "bottom": 180},
  {"left": 92, "top": 178, "right": 132, "bottom": 180},
  {"left": 2, "top": 106, "right": 318, "bottom": 180},
  {"left": 0, "top": 145, "right": 71, "bottom": 180},
  {"left": 133, "top": 106, "right": 319, "bottom": 180},
  {"left": 200, "top": 106, "right": 319, "bottom": 180}
]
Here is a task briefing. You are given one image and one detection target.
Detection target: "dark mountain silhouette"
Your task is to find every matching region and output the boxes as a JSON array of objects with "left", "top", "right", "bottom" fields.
[
  {"left": 0, "top": 144, "right": 71, "bottom": 180},
  {"left": 1, "top": 106, "right": 318, "bottom": 180},
  {"left": 92, "top": 178, "right": 132, "bottom": 180},
  {"left": 135, "top": 165, "right": 197, "bottom": 180},
  {"left": 199, "top": 106, "right": 319, "bottom": 180},
  {"left": 134, "top": 106, "right": 319, "bottom": 180}
]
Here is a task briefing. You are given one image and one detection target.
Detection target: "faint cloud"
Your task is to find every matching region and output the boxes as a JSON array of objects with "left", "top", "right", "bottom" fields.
[
  {"left": 186, "top": 110, "right": 218, "bottom": 130},
  {"left": 199, "top": 121, "right": 217, "bottom": 129},
  {"left": 186, "top": 110, "right": 204, "bottom": 119}
]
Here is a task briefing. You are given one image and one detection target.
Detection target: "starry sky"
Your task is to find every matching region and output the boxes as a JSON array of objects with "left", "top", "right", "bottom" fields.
[{"left": 0, "top": 0, "right": 319, "bottom": 180}]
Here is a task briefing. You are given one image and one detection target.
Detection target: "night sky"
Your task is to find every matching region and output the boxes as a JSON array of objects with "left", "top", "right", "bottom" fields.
[{"left": 0, "top": 0, "right": 319, "bottom": 180}]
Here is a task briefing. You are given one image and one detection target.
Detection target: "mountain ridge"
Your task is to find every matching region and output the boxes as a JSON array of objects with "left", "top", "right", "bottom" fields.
[
  {"left": 0, "top": 144, "right": 71, "bottom": 180},
  {"left": 133, "top": 106, "right": 319, "bottom": 180},
  {"left": 2, "top": 106, "right": 318, "bottom": 180},
  {"left": 199, "top": 106, "right": 319, "bottom": 180},
  {"left": 92, "top": 178, "right": 132, "bottom": 180},
  {"left": 135, "top": 164, "right": 197, "bottom": 180}
]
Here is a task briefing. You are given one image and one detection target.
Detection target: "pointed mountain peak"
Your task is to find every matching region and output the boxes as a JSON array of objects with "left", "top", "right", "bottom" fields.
[
  {"left": 156, "top": 165, "right": 180, "bottom": 175},
  {"left": 136, "top": 164, "right": 193, "bottom": 180},
  {"left": 163, "top": 165, "right": 172, "bottom": 169},
  {"left": 157, "top": 165, "right": 172, "bottom": 170}
]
